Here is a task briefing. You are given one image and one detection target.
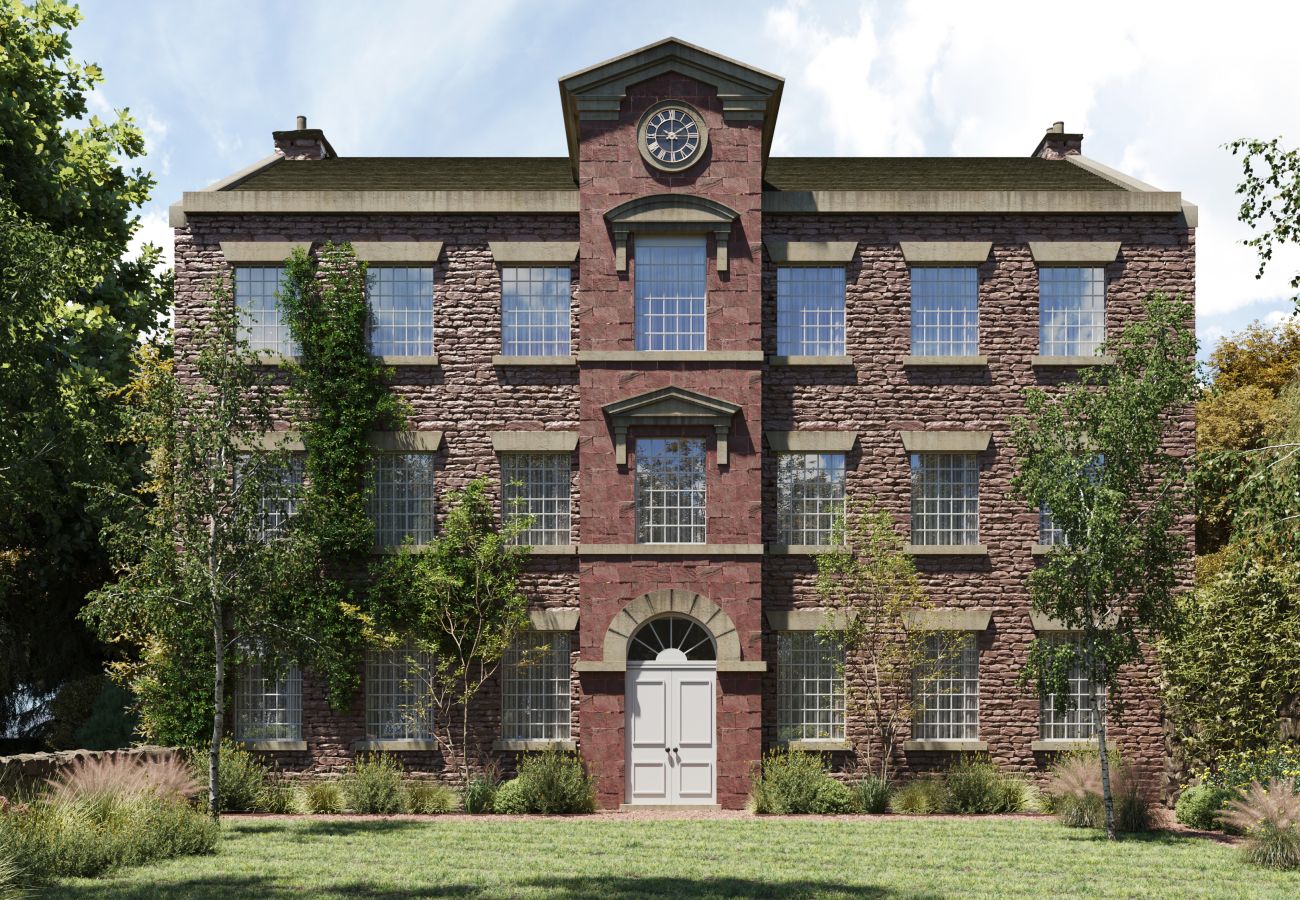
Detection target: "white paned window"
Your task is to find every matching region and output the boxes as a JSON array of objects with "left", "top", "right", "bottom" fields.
[
  {"left": 365, "top": 645, "right": 434, "bottom": 741},
  {"left": 776, "top": 267, "right": 846, "bottom": 356},
  {"left": 1040, "top": 267, "right": 1105, "bottom": 357},
  {"left": 233, "top": 662, "right": 302, "bottom": 742},
  {"left": 910, "top": 453, "right": 980, "bottom": 546},
  {"left": 913, "top": 633, "right": 979, "bottom": 741},
  {"left": 777, "top": 453, "right": 846, "bottom": 546},
  {"left": 256, "top": 455, "right": 304, "bottom": 539},
  {"left": 370, "top": 454, "right": 436, "bottom": 548},
  {"left": 1040, "top": 636, "right": 1097, "bottom": 741},
  {"left": 502, "top": 453, "right": 571, "bottom": 546},
  {"left": 502, "top": 631, "right": 572, "bottom": 742},
  {"left": 635, "top": 437, "right": 706, "bottom": 543},
  {"left": 235, "top": 267, "right": 296, "bottom": 356},
  {"left": 1039, "top": 504, "right": 1066, "bottom": 546},
  {"left": 501, "top": 267, "right": 571, "bottom": 357},
  {"left": 367, "top": 267, "right": 434, "bottom": 357},
  {"left": 777, "top": 632, "right": 845, "bottom": 742},
  {"left": 911, "top": 267, "right": 979, "bottom": 357},
  {"left": 634, "top": 236, "right": 706, "bottom": 351}
]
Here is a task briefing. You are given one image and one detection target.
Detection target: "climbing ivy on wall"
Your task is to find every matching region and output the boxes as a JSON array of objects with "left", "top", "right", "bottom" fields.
[{"left": 278, "top": 242, "right": 406, "bottom": 706}]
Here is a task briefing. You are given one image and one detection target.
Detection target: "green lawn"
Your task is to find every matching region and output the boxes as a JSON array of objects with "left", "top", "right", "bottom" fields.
[{"left": 39, "top": 814, "right": 1300, "bottom": 899}]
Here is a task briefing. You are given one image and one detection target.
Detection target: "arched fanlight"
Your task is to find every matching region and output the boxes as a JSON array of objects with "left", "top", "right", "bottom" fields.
[{"left": 627, "top": 615, "right": 716, "bottom": 662}]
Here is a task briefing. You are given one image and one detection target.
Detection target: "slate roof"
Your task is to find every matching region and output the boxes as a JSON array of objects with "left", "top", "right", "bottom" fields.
[{"left": 229, "top": 155, "right": 1127, "bottom": 194}]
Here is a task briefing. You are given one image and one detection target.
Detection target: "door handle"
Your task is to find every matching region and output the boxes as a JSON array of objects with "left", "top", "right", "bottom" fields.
[
  {"left": 672, "top": 747, "right": 679, "bottom": 754},
  {"left": 664, "top": 747, "right": 670, "bottom": 753}
]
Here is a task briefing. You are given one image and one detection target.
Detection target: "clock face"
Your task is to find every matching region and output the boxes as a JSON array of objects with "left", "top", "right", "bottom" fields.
[{"left": 640, "top": 104, "right": 706, "bottom": 170}]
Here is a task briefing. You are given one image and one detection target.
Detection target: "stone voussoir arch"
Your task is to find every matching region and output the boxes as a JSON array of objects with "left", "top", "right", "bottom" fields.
[{"left": 603, "top": 589, "right": 741, "bottom": 667}]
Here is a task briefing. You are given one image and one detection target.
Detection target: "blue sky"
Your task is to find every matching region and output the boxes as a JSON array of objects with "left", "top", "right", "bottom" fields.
[{"left": 76, "top": 0, "right": 1300, "bottom": 355}]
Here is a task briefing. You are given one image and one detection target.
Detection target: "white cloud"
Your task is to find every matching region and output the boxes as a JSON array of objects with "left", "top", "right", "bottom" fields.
[
  {"left": 762, "top": 0, "right": 1300, "bottom": 319},
  {"left": 127, "top": 210, "right": 173, "bottom": 272}
]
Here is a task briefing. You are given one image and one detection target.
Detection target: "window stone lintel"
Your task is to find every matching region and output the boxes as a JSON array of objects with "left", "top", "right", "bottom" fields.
[
  {"left": 220, "top": 241, "right": 311, "bottom": 263},
  {"left": 352, "top": 241, "right": 443, "bottom": 263},
  {"left": 1028, "top": 241, "right": 1121, "bottom": 264},
  {"left": 899, "top": 241, "right": 992, "bottom": 266},
  {"left": 899, "top": 430, "right": 991, "bottom": 453},
  {"left": 603, "top": 386, "right": 741, "bottom": 466},
  {"left": 604, "top": 194, "right": 739, "bottom": 273},
  {"left": 490, "top": 431, "right": 579, "bottom": 453},
  {"left": 764, "top": 239, "right": 857, "bottom": 264},
  {"left": 529, "top": 608, "right": 579, "bottom": 631},
  {"left": 765, "top": 430, "right": 856, "bottom": 453},
  {"left": 487, "top": 241, "right": 579, "bottom": 264},
  {"left": 765, "top": 609, "right": 848, "bottom": 631},
  {"left": 902, "top": 608, "right": 992, "bottom": 631}
]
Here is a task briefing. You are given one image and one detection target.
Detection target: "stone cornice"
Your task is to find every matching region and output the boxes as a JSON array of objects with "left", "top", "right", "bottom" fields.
[{"left": 762, "top": 189, "right": 1186, "bottom": 216}]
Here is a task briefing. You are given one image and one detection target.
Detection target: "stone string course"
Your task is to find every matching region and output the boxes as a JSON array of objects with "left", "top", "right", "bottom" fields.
[{"left": 173, "top": 73, "right": 1194, "bottom": 808}]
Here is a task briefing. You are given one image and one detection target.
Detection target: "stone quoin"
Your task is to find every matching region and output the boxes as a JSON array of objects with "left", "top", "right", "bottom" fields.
[{"left": 171, "top": 38, "right": 1195, "bottom": 809}]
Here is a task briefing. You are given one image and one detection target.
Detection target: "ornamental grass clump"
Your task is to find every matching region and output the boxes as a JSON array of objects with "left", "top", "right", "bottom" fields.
[
  {"left": 1221, "top": 779, "right": 1300, "bottom": 870},
  {"left": 1043, "top": 749, "right": 1150, "bottom": 833},
  {"left": 942, "top": 755, "right": 1027, "bottom": 814},
  {"left": 198, "top": 742, "right": 270, "bottom": 813},
  {"left": 890, "top": 777, "right": 946, "bottom": 815},
  {"left": 256, "top": 777, "right": 301, "bottom": 814},
  {"left": 304, "top": 781, "right": 344, "bottom": 815},
  {"left": 851, "top": 776, "right": 893, "bottom": 814},
  {"left": 463, "top": 776, "right": 498, "bottom": 814},
  {"left": 343, "top": 754, "right": 406, "bottom": 814},
  {"left": 406, "top": 781, "right": 457, "bottom": 815}
]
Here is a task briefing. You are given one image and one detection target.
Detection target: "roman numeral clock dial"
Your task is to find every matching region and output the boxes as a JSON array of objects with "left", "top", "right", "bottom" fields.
[{"left": 637, "top": 102, "right": 709, "bottom": 172}]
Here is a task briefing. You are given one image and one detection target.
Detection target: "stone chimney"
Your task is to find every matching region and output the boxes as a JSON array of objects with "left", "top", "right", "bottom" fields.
[
  {"left": 1031, "top": 121, "right": 1083, "bottom": 160},
  {"left": 272, "top": 115, "right": 337, "bottom": 160}
]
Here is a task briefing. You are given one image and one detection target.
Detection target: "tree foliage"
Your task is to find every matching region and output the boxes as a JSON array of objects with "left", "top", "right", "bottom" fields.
[
  {"left": 814, "top": 502, "right": 958, "bottom": 781},
  {"left": 1011, "top": 293, "right": 1197, "bottom": 838},
  {"left": 83, "top": 287, "right": 306, "bottom": 815},
  {"left": 367, "top": 479, "right": 532, "bottom": 784},
  {"left": 0, "top": 0, "right": 171, "bottom": 737},
  {"left": 1230, "top": 138, "right": 1300, "bottom": 311}
]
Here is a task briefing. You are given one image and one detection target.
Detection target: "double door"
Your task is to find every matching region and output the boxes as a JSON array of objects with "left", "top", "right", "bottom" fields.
[{"left": 625, "top": 663, "right": 716, "bottom": 804}]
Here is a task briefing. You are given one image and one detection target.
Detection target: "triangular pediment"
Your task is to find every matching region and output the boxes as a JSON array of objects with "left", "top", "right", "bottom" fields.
[
  {"left": 603, "top": 386, "right": 741, "bottom": 466},
  {"left": 558, "top": 37, "right": 784, "bottom": 177}
]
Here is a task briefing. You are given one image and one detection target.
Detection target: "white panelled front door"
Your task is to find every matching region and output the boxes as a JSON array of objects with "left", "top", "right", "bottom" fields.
[{"left": 626, "top": 663, "right": 717, "bottom": 804}]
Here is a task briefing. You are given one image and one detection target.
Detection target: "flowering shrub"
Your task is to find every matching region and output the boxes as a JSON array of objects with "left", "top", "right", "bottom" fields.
[{"left": 1202, "top": 747, "right": 1300, "bottom": 793}]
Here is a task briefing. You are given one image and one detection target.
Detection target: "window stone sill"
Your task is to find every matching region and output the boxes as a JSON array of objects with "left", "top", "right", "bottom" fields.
[
  {"left": 906, "top": 544, "right": 989, "bottom": 557},
  {"left": 783, "top": 740, "right": 852, "bottom": 751},
  {"left": 492, "top": 355, "right": 577, "bottom": 367},
  {"left": 768, "top": 544, "right": 841, "bottom": 555},
  {"left": 1031, "top": 543, "right": 1055, "bottom": 556},
  {"left": 493, "top": 739, "right": 577, "bottom": 752},
  {"left": 237, "top": 740, "right": 306, "bottom": 752},
  {"left": 379, "top": 354, "right": 440, "bottom": 367},
  {"left": 577, "top": 543, "right": 764, "bottom": 556},
  {"left": 1031, "top": 355, "right": 1115, "bottom": 367},
  {"left": 1031, "top": 740, "right": 1095, "bottom": 752},
  {"left": 351, "top": 740, "right": 437, "bottom": 752},
  {"left": 903, "top": 355, "right": 989, "bottom": 367},
  {"left": 903, "top": 740, "right": 988, "bottom": 752},
  {"left": 252, "top": 353, "right": 296, "bottom": 367},
  {"left": 767, "top": 354, "right": 854, "bottom": 366},
  {"left": 577, "top": 351, "right": 764, "bottom": 363},
  {"left": 526, "top": 544, "right": 578, "bottom": 556}
]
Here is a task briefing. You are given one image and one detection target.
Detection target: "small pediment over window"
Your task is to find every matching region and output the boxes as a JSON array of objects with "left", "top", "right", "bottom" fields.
[
  {"left": 604, "top": 194, "right": 740, "bottom": 273},
  {"left": 603, "top": 386, "right": 741, "bottom": 466}
]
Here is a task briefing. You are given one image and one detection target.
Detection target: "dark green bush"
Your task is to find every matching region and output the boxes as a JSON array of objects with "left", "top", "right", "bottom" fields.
[
  {"left": 851, "top": 776, "right": 892, "bottom": 814},
  {"left": 811, "top": 779, "right": 854, "bottom": 814},
  {"left": 492, "top": 779, "right": 529, "bottom": 814},
  {"left": 891, "top": 778, "right": 946, "bottom": 815},
  {"left": 197, "top": 742, "right": 269, "bottom": 813},
  {"left": 304, "top": 781, "right": 344, "bottom": 815},
  {"left": 1176, "top": 784, "right": 1235, "bottom": 831},
  {"left": 343, "top": 754, "right": 406, "bottom": 814},
  {"left": 514, "top": 746, "right": 596, "bottom": 814},
  {"left": 749, "top": 749, "right": 831, "bottom": 814},
  {"left": 406, "top": 782, "right": 456, "bottom": 814},
  {"left": 463, "top": 776, "right": 497, "bottom": 814},
  {"left": 943, "top": 756, "right": 1027, "bottom": 814}
]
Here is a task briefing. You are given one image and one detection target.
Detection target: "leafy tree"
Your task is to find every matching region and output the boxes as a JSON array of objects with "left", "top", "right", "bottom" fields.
[
  {"left": 814, "top": 502, "right": 959, "bottom": 782},
  {"left": 0, "top": 0, "right": 170, "bottom": 736},
  {"left": 1230, "top": 138, "right": 1300, "bottom": 311},
  {"left": 367, "top": 479, "right": 531, "bottom": 785},
  {"left": 83, "top": 287, "right": 307, "bottom": 816},
  {"left": 1011, "top": 293, "right": 1197, "bottom": 839}
]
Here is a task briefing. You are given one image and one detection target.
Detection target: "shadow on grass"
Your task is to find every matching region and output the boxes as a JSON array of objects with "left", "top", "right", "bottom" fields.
[
  {"left": 41, "top": 874, "right": 912, "bottom": 900},
  {"left": 227, "top": 818, "right": 431, "bottom": 838}
]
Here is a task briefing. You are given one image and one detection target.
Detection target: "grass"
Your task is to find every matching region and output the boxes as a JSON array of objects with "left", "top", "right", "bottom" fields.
[{"left": 38, "top": 815, "right": 1300, "bottom": 899}]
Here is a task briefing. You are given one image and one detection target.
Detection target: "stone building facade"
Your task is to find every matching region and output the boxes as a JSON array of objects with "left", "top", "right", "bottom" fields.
[{"left": 170, "top": 39, "right": 1195, "bottom": 808}]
